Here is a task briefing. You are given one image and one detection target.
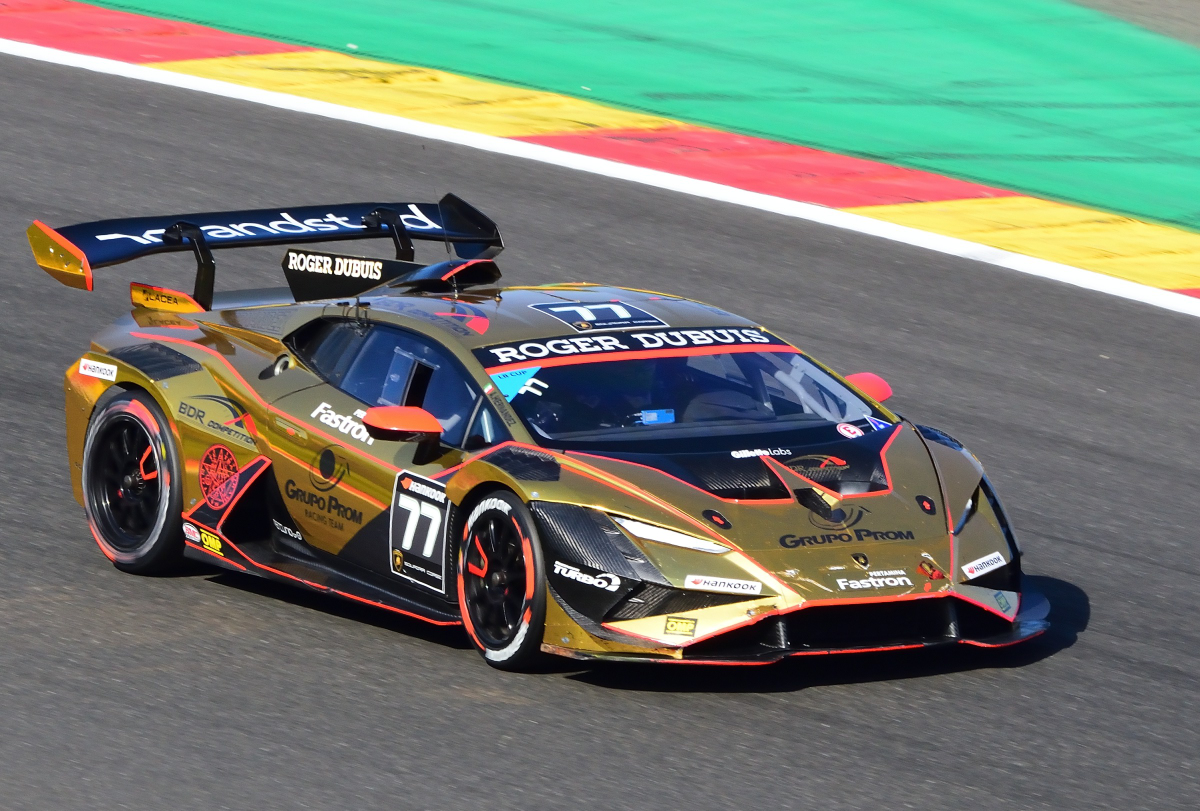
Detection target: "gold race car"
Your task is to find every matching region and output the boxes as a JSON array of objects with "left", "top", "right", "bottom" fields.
[{"left": 28, "top": 195, "right": 1048, "bottom": 669}]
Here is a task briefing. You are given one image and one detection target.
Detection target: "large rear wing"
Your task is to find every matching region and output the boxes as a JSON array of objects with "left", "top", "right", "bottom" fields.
[{"left": 27, "top": 194, "right": 503, "bottom": 308}]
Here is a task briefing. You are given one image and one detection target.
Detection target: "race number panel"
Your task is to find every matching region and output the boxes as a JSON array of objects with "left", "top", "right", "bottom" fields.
[{"left": 389, "top": 471, "right": 450, "bottom": 593}]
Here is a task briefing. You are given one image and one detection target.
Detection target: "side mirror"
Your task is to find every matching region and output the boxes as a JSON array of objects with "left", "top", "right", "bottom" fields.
[
  {"left": 845, "top": 372, "right": 893, "bottom": 403},
  {"left": 362, "top": 406, "right": 443, "bottom": 440}
]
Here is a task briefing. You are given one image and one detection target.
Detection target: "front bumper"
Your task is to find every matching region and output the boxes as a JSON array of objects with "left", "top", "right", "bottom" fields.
[{"left": 541, "top": 589, "right": 1050, "bottom": 665}]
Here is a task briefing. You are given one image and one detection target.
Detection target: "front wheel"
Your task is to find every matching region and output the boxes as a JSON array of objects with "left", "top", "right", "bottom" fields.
[
  {"left": 457, "top": 491, "right": 546, "bottom": 670},
  {"left": 81, "top": 389, "right": 183, "bottom": 574}
]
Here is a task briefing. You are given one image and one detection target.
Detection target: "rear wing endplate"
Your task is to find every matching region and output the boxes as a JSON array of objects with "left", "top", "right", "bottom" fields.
[{"left": 27, "top": 194, "right": 502, "bottom": 309}]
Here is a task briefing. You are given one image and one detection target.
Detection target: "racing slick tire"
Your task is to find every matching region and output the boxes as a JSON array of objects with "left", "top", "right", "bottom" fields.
[
  {"left": 82, "top": 389, "right": 184, "bottom": 574},
  {"left": 457, "top": 490, "right": 547, "bottom": 671}
]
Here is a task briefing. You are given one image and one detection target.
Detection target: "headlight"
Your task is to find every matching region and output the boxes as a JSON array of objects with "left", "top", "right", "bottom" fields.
[{"left": 612, "top": 516, "right": 730, "bottom": 554}]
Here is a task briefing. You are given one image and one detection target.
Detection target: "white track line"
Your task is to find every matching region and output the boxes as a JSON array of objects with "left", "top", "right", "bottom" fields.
[{"left": 5, "top": 37, "right": 1199, "bottom": 319}]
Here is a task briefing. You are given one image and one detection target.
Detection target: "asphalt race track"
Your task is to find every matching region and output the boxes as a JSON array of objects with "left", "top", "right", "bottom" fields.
[{"left": 2, "top": 52, "right": 1197, "bottom": 810}]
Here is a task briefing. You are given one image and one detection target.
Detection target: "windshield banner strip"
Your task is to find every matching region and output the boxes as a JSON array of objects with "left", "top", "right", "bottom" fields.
[
  {"left": 483, "top": 342, "right": 797, "bottom": 374},
  {"left": 476, "top": 327, "right": 795, "bottom": 372}
]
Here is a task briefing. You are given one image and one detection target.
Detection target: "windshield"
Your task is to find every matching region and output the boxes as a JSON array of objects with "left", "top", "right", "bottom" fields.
[{"left": 477, "top": 331, "right": 884, "bottom": 447}]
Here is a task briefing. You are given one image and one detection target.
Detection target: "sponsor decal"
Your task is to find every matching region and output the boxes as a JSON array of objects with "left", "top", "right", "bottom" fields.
[
  {"left": 779, "top": 527, "right": 916, "bottom": 548},
  {"left": 178, "top": 396, "right": 255, "bottom": 448},
  {"left": 272, "top": 519, "right": 304, "bottom": 542},
  {"left": 389, "top": 471, "right": 450, "bottom": 593},
  {"left": 310, "top": 402, "right": 374, "bottom": 445},
  {"left": 199, "top": 528, "right": 223, "bottom": 556},
  {"left": 284, "top": 249, "right": 383, "bottom": 280},
  {"left": 916, "top": 495, "right": 938, "bottom": 515},
  {"left": 478, "top": 327, "right": 778, "bottom": 366},
  {"left": 528, "top": 301, "right": 666, "bottom": 332},
  {"left": 433, "top": 301, "right": 490, "bottom": 335},
  {"left": 683, "top": 574, "right": 763, "bottom": 596},
  {"left": 837, "top": 422, "right": 865, "bottom": 439},
  {"left": 866, "top": 415, "right": 892, "bottom": 432},
  {"left": 552, "top": 561, "right": 621, "bottom": 592},
  {"left": 962, "top": 551, "right": 1006, "bottom": 580},
  {"left": 308, "top": 446, "right": 349, "bottom": 492},
  {"left": 94, "top": 205, "right": 441, "bottom": 246},
  {"left": 79, "top": 358, "right": 117, "bottom": 381},
  {"left": 702, "top": 509, "right": 731, "bottom": 529},
  {"left": 730, "top": 447, "right": 789, "bottom": 459},
  {"left": 851, "top": 552, "right": 870, "bottom": 570},
  {"left": 484, "top": 387, "right": 519, "bottom": 427},
  {"left": 130, "top": 283, "right": 201, "bottom": 313},
  {"left": 490, "top": 366, "right": 543, "bottom": 401},
  {"left": 284, "top": 479, "right": 363, "bottom": 529},
  {"left": 995, "top": 591, "right": 1013, "bottom": 613},
  {"left": 808, "top": 505, "right": 869, "bottom": 531},
  {"left": 637, "top": 408, "right": 674, "bottom": 425},
  {"left": 182, "top": 523, "right": 200, "bottom": 542},
  {"left": 917, "top": 560, "right": 945, "bottom": 580},
  {"left": 198, "top": 445, "right": 239, "bottom": 510},
  {"left": 786, "top": 454, "right": 849, "bottom": 481},
  {"left": 836, "top": 569, "right": 913, "bottom": 591},
  {"left": 664, "top": 616, "right": 697, "bottom": 637}
]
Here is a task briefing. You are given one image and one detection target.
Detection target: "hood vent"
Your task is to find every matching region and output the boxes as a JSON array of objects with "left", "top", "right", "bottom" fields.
[{"left": 669, "top": 455, "right": 791, "bottom": 500}]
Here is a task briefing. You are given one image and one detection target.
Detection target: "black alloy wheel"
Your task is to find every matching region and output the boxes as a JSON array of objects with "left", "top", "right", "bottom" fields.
[
  {"left": 89, "top": 416, "right": 161, "bottom": 548},
  {"left": 458, "top": 491, "right": 546, "bottom": 669},
  {"left": 82, "top": 390, "right": 183, "bottom": 573}
]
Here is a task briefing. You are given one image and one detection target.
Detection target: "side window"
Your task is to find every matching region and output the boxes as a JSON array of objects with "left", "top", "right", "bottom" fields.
[
  {"left": 289, "top": 320, "right": 368, "bottom": 386},
  {"left": 338, "top": 326, "right": 480, "bottom": 447},
  {"left": 465, "top": 402, "right": 513, "bottom": 449}
]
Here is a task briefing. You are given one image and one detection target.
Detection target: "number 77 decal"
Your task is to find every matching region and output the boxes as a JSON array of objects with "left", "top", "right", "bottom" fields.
[{"left": 389, "top": 471, "right": 450, "bottom": 594}]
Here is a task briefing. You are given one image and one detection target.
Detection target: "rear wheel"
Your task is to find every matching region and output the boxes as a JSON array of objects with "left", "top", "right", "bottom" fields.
[
  {"left": 457, "top": 491, "right": 546, "bottom": 670},
  {"left": 82, "top": 390, "right": 183, "bottom": 574}
]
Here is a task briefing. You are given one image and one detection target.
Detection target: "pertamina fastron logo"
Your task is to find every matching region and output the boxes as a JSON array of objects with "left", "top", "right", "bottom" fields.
[
  {"left": 836, "top": 569, "right": 913, "bottom": 591},
  {"left": 311, "top": 403, "right": 374, "bottom": 445}
]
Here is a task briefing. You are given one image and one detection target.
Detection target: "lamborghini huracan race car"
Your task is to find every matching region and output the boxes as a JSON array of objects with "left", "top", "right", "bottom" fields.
[{"left": 28, "top": 195, "right": 1049, "bottom": 669}]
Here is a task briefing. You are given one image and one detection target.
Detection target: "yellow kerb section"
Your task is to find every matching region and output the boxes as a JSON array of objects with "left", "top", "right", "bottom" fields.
[
  {"left": 151, "top": 50, "right": 679, "bottom": 137},
  {"left": 846, "top": 196, "right": 1200, "bottom": 291}
]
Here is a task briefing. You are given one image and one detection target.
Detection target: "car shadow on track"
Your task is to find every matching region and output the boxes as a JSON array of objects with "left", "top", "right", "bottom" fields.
[
  {"left": 204, "top": 570, "right": 474, "bottom": 651},
  {"left": 567, "top": 575, "right": 1089, "bottom": 693}
]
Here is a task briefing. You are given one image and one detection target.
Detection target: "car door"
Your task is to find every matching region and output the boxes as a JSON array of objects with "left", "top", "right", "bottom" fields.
[{"left": 272, "top": 317, "right": 509, "bottom": 596}]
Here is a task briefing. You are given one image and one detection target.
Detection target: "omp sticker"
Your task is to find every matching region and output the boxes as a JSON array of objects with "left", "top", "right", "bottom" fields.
[
  {"left": 490, "top": 366, "right": 541, "bottom": 401},
  {"left": 962, "top": 551, "right": 1006, "bottom": 580},
  {"left": 664, "top": 616, "right": 697, "bottom": 637},
  {"left": 79, "top": 358, "right": 117, "bottom": 381},
  {"left": 199, "top": 529, "right": 223, "bottom": 556},
  {"left": 683, "top": 574, "right": 763, "bottom": 595}
]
